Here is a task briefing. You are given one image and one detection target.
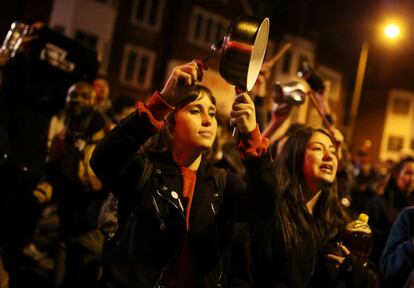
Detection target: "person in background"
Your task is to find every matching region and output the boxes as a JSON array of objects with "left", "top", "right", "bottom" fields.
[
  {"left": 0, "top": 248, "right": 8, "bottom": 288},
  {"left": 92, "top": 76, "right": 112, "bottom": 117},
  {"left": 211, "top": 115, "right": 246, "bottom": 176},
  {"left": 380, "top": 206, "right": 414, "bottom": 288},
  {"left": 351, "top": 148, "right": 381, "bottom": 213},
  {"left": 365, "top": 157, "right": 414, "bottom": 265},
  {"left": 0, "top": 22, "right": 50, "bottom": 288},
  {"left": 105, "top": 96, "right": 135, "bottom": 131},
  {"left": 47, "top": 81, "right": 108, "bottom": 287},
  {"left": 0, "top": 46, "right": 10, "bottom": 288},
  {"left": 229, "top": 126, "right": 380, "bottom": 287},
  {"left": 90, "top": 59, "right": 274, "bottom": 288}
]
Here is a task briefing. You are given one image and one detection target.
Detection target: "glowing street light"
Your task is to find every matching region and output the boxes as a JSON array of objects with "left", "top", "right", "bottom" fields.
[
  {"left": 384, "top": 24, "right": 400, "bottom": 39},
  {"left": 348, "top": 21, "right": 402, "bottom": 144}
]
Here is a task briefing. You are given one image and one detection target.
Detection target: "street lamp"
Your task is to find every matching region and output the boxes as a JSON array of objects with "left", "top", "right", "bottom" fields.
[
  {"left": 384, "top": 24, "right": 400, "bottom": 39},
  {"left": 348, "top": 22, "right": 401, "bottom": 145}
]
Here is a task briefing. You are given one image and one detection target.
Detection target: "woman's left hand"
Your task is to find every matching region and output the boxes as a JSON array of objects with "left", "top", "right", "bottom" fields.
[{"left": 230, "top": 92, "right": 256, "bottom": 134}]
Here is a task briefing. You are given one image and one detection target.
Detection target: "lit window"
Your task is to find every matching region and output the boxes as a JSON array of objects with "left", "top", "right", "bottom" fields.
[
  {"left": 120, "top": 44, "right": 155, "bottom": 89},
  {"left": 387, "top": 136, "right": 404, "bottom": 152},
  {"left": 392, "top": 98, "right": 410, "bottom": 115},
  {"left": 188, "top": 7, "right": 229, "bottom": 48},
  {"left": 297, "top": 55, "right": 309, "bottom": 73},
  {"left": 282, "top": 51, "right": 292, "bottom": 73},
  {"left": 131, "top": 0, "right": 166, "bottom": 31}
]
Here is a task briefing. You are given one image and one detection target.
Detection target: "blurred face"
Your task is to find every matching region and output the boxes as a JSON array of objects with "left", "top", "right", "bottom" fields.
[
  {"left": 172, "top": 92, "right": 217, "bottom": 153},
  {"left": 396, "top": 161, "right": 414, "bottom": 195},
  {"left": 303, "top": 131, "right": 338, "bottom": 192},
  {"left": 66, "top": 83, "right": 95, "bottom": 116},
  {"left": 93, "top": 78, "right": 109, "bottom": 103}
]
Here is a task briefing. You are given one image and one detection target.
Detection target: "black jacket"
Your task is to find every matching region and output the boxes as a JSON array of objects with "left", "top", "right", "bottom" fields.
[
  {"left": 48, "top": 110, "right": 108, "bottom": 239},
  {"left": 380, "top": 207, "right": 414, "bottom": 288},
  {"left": 229, "top": 219, "right": 380, "bottom": 288},
  {"left": 90, "top": 111, "right": 275, "bottom": 288},
  {"left": 364, "top": 185, "right": 414, "bottom": 265}
]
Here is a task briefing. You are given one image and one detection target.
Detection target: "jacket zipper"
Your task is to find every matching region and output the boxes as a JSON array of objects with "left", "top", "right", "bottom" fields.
[
  {"left": 156, "top": 189, "right": 185, "bottom": 219},
  {"left": 151, "top": 195, "right": 166, "bottom": 230},
  {"left": 211, "top": 202, "right": 224, "bottom": 288}
]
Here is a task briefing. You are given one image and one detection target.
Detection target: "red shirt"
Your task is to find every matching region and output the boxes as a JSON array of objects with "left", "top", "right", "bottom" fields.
[{"left": 179, "top": 166, "right": 197, "bottom": 231}]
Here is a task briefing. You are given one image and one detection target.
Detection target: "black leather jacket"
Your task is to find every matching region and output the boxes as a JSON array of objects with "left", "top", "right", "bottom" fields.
[{"left": 90, "top": 110, "right": 275, "bottom": 287}]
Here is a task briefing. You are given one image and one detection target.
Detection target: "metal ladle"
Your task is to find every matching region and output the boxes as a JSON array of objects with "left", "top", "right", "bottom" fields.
[{"left": 203, "top": 38, "right": 224, "bottom": 63}]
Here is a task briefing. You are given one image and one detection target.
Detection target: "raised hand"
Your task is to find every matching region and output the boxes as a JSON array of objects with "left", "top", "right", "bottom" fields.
[
  {"left": 230, "top": 92, "right": 257, "bottom": 134},
  {"left": 160, "top": 59, "right": 208, "bottom": 107}
]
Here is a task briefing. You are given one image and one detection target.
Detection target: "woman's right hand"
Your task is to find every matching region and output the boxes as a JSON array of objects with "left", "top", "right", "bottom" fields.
[
  {"left": 160, "top": 60, "right": 207, "bottom": 107},
  {"left": 324, "top": 242, "right": 351, "bottom": 279}
]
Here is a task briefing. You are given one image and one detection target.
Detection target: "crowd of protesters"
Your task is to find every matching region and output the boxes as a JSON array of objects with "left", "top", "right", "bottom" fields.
[{"left": 0, "top": 22, "right": 413, "bottom": 288}]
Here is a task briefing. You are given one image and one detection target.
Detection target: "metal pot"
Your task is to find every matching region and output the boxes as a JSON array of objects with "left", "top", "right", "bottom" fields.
[
  {"left": 219, "top": 16, "right": 269, "bottom": 91},
  {"left": 273, "top": 81, "right": 306, "bottom": 105}
]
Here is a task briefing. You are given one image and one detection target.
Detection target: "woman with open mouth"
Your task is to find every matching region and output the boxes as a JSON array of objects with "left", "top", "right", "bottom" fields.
[{"left": 229, "top": 126, "right": 380, "bottom": 287}]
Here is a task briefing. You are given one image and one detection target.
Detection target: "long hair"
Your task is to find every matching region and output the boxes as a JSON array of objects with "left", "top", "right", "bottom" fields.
[
  {"left": 383, "top": 156, "right": 414, "bottom": 209},
  {"left": 141, "top": 84, "right": 217, "bottom": 158},
  {"left": 274, "top": 126, "right": 349, "bottom": 250}
]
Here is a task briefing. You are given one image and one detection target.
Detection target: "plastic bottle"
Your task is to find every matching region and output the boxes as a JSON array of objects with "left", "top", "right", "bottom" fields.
[{"left": 338, "top": 213, "right": 373, "bottom": 266}]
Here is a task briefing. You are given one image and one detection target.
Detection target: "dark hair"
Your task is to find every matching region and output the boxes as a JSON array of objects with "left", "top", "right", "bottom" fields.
[
  {"left": 383, "top": 156, "right": 414, "bottom": 209},
  {"left": 273, "top": 126, "right": 348, "bottom": 250},
  {"left": 285, "top": 123, "right": 305, "bottom": 137},
  {"left": 141, "top": 85, "right": 216, "bottom": 156}
]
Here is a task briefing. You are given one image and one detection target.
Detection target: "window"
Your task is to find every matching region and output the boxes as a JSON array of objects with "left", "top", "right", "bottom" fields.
[
  {"left": 74, "top": 30, "right": 98, "bottom": 50},
  {"left": 188, "top": 7, "right": 229, "bottom": 48},
  {"left": 131, "top": 0, "right": 166, "bottom": 31},
  {"left": 387, "top": 136, "right": 404, "bottom": 152},
  {"left": 282, "top": 51, "right": 292, "bottom": 73},
  {"left": 297, "top": 55, "right": 309, "bottom": 73},
  {"left": 95, "top": 0, "right": 119, "bottom": 7},
  {"left": 392, "top": 98, "right": 410, "bottom": 115},
  {"left": 95, "top": 0, "right": 118, "bottom": 5},
  {"left": 120, "top": 44, "right": 155, "bottom": 89}
]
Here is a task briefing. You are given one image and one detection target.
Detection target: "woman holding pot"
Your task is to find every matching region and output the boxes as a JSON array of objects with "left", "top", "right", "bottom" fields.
[
  {"left": 229, "top": 126, "right": 380, "bottom": 287},
  {"left": 90, "top": 60, "right": 275, "bottom": 288}
]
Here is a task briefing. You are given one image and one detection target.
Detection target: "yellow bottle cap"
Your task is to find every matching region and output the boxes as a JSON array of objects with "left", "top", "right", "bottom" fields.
[{"left": 358, "top": 213, "right": 369, "bottom": 223}]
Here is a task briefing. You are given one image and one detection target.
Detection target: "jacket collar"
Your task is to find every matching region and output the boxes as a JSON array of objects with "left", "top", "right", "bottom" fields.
[{"left": 151, "top": 152, "right": 221, "bottom": 217}]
